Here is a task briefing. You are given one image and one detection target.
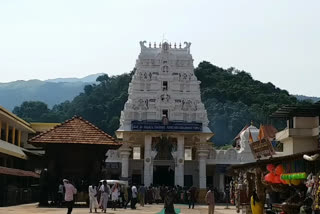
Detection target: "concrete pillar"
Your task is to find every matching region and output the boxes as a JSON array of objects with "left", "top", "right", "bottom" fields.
[
  {"left": 5, "top": 123, "right": 9, "bottom": 142},
  {"left": 120, "top": 145, "right": 131, "bottom": 179},
  {"left": 197, "top": 143, "right": 209, "bottom": 189},
  {"left": 12, "top": 127, "right": 15, "bottom": 145},
  {"left": 18, "top": 130, "right": 21, "bottom": 147},
  {"left": 199, "top": 156, "right": 206, "bottom": 188},
  {"left": 219, "top": 173, "right": 225, "bottom": 192},
  {"left": 175, "top": 135, "right": 184, "bottom": 186},
  {"left": 144, "top": 135, "right": 153, "bottom": 186}
]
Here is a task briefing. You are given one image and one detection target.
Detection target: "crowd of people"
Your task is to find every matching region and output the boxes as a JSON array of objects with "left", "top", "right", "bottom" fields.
[{"left": 58, "top": 179, "right": 217, "bottom": 214}]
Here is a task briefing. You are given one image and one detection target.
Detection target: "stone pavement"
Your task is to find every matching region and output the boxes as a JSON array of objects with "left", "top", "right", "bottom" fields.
[{"left": 0, "top": 203, "right": 237, "bottom": 214}]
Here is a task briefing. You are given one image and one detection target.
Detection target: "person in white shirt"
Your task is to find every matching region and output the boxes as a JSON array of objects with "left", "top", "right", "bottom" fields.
[
  {"left": 111, "top": 183, "right": 120, "bottom": 210},
  {"left": 131, "top": 184, "right": 138, "bottom": 209},
  {"left": 88, "top": 184, "right": 98, "bottom": 213},
  {"left": 63, "top": 179, "right": 77, "bottom": 214},
  {"left": 99, "top": 180, "right": 110, "bottom": 213}
]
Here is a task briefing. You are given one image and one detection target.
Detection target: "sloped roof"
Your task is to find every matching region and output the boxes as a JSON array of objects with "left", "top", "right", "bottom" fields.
[
  {"left": 233, "top": 125, "right": 249, "bottom": 141},
  {"left": 234, "top": 124, "right": 278, "bottom": 141},
  {"left": 0, "top": 106, "right": 35, "bottom": 133},
  {"left": 0, "top": 166, "right": 40, "bottom": 178},
  {"left": 28, "top": 116, "right": 119, "bottom": 146}
]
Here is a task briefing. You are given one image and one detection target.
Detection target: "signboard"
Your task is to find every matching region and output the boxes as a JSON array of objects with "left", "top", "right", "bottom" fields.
[
  {"left": 249, "top": 138, "right": 275, "bottom": 159},
  {"left": 131, "top": 120, "right": 202, "bottom": 132},
  {"left": 105, "top": 163, "right": 120, "bottom": 169}
]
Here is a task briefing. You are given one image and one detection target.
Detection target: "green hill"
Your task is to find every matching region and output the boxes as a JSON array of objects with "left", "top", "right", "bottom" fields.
[{"left": 13, "top": 62, "right": 309, "bottom": 145}]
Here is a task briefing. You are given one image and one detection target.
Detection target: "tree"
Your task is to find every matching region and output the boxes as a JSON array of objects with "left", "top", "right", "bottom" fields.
[
  {"left": 13, "top": 62, "right": 304, "bottom": 144},
  {"left": 13, "top": 101, "right": 50, "bottom": 122}
]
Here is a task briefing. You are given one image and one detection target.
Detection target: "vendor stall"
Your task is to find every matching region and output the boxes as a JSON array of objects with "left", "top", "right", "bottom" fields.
[{"left": 231, "top": 149, "right": 320, "bottom": 214}]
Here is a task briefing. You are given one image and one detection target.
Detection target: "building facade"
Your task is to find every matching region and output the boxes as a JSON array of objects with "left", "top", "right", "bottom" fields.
[
  {"left": 0, "top": 106, "right": 40, "bottom": 206},
  {"left": 108, "top": 41, "right": 255, "bottom": 193}
]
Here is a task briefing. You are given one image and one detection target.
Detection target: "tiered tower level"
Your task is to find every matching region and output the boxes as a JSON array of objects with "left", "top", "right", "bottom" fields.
[{"left": 118, "top": 41, "right": 211, "bottom": 133}]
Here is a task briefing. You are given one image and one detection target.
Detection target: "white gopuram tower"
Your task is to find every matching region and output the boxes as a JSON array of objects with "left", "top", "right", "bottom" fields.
[{"left": 115, "top": 41, "right": 213, "bottom": 190}]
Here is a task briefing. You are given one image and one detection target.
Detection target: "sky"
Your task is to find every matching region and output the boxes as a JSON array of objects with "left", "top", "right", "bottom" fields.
[{"left": 0, "top": 0, "right": 319, "bottom": 96}]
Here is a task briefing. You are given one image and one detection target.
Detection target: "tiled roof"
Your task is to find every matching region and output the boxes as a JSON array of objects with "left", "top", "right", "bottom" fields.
[{"left": 28, "top": 116, "right": 119, "bottom": 146}]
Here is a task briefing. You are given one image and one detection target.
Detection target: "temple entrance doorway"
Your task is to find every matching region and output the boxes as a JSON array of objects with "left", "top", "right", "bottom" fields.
[{"left": 153, "top": 165, "right": 174, "bottom": 186}]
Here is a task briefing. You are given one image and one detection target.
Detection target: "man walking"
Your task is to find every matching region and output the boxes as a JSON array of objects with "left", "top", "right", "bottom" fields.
[
  {"left": 205, "top": 186, "right": 215, "bottom": 214},
  {"left": 63, "top": 179, "right": 77, "bottom": 214},
  {"left": 99, "top": 180, "right": 110, "bottom": 213},
  {"left": 188, "top": 186, "right": 197, "bottom": 209},
  {"left": 88, "top": 183, "right": 98, "bottom": 213},
  {"left": 131, "top": 184, "right": 138, "bottom": 209},
  {"left": 138, "top": 184, "right": 146, "bottom": 207}
]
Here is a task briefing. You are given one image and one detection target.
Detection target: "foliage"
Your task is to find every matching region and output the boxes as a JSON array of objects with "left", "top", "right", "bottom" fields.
[
  {"left": 195, "top": 61, "right": 300, "bottom": 145},
  {"left": 13, "top": 62, "right": 303, "bottom": 143}
]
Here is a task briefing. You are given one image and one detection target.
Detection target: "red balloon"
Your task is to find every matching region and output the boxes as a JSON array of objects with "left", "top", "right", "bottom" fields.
[
  {"left": 280, "top": 177, "right": 287, "bottom": 185},
  {"left": 275, "top": 165, "right": 284, "bottom": 175},
  {"left": 265, "top": 173, "right": 275, "bottom": 182},
  {"left": 273, "top": 175, "right": 281, "bottom": 184},
  {"left": 267, "top": 164, "right": 275, "bottom": 172}
]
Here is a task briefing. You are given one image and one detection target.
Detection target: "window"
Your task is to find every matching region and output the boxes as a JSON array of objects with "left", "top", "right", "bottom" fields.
[
  {"left": 162, "top": 65, "right": 169, "bottom": 73},
  {"left": 162, "top": 81, "right": 168, "bottom": 91},
  {"left": 133, "top": 147, "right": 141, "bottom": 160},
  {"left": 185, "top": 148, "right": 192, "bottom": 160},
  {"left": 162, "top": 109, "right": 168, "bottom": 118}
]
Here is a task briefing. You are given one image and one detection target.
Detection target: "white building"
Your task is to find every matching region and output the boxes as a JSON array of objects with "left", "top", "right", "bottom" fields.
[{"left": 107, "top": 41, "right": 254, "bottom": 194}]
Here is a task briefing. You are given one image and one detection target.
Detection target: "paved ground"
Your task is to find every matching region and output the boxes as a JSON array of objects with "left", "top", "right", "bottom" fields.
[{"left": 0, "top": 203, "right": 237, "bottom": 214}]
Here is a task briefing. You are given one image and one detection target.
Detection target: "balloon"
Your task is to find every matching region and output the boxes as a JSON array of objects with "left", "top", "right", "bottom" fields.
[
  {"left": 265, "top": 173, "right": 275, "bottom": 183},
  {"left": 275, "top": 165, "right": 284, "bottom": 175},
  {"left": 273, "top": 175, "right": 281, "bottom": 184},
  {"left": 300, "top": 172, "right": 307, "bottom": 179},
  {"left": 280, "top": 177, "right": 287, "bottom": 185},
  {"left": 291, "top": 179, "right": 301, "bottom": 186},
  {"left": 267, "top": 164, "right": 275, "bottom": 172}
]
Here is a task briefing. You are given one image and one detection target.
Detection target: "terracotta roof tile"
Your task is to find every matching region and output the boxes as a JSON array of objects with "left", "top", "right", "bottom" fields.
[{"left": 28, "top": 116, "right": 119, "bottom": 145}]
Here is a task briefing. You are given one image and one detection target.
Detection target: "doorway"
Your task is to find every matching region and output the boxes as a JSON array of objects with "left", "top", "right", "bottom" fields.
[{"left": 153, "top": 166, "right": 174, "bottom": 186}]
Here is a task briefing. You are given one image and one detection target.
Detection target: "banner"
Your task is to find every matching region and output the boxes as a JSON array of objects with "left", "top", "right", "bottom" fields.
[
  {"left": 249, "top": 138, "right": 275, "bottom": 159},
  {"left": 131, "top": 120, "right": 202, "bottom": 132}
]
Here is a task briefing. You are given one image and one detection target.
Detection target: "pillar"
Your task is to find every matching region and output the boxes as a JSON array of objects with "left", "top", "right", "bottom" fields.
[
  {"left": 5, "top": 123, "right": 9, "bottom": 142},
  {"left": 175, "top": 135, "right": 184, "bottom": 186},
  {"left": 120, "top": 144, "right": 131, "bottom": 179},
  {"left": 144, "top": 135, "right": 153, "bottom": 186},
  {"left": 18, "top": 130, "right": 21, "bottom": 147},
  {"left": 0, "top": 121, "right": 2, "bottom": 140},
  {"left": 197, "top": 144, "right": 209, "bottom": 189},
  {"left": 12, "top": 127, "right": 15, "bottom": 145},
  {"left": 219, "top": 173, "right": 225, "bottom": 192}
]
